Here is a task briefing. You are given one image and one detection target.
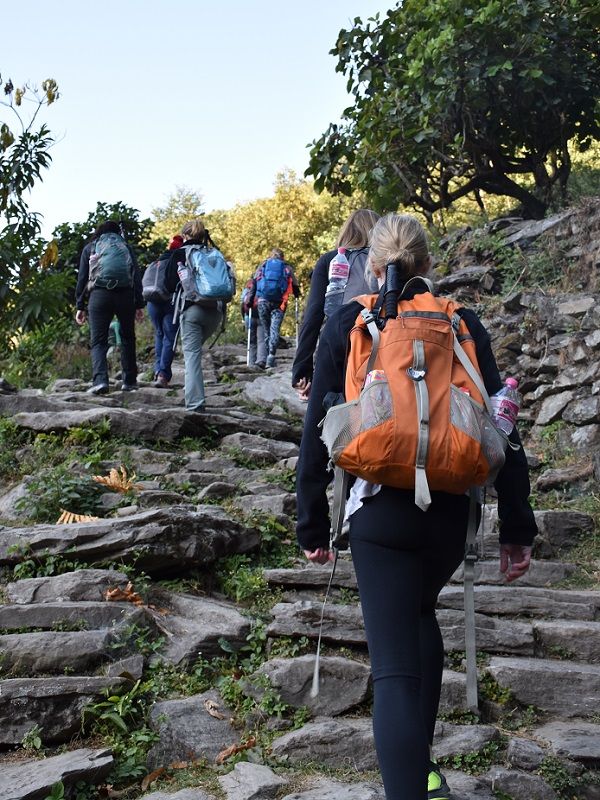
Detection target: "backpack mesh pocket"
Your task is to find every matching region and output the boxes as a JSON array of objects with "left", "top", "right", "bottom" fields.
[
  {"left": 321, "top": 380, "right": 393, "bottom": 462},
  {"left": 480, "top": 414, "right": 507, "bottom": 483},
  {"left": 450, "top": 385, "right": 506, "bottom": 482}
]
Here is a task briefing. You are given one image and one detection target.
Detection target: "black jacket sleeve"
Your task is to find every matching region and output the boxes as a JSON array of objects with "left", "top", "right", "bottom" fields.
[
  {"left": 165, "top": 247, "right": 186, "bottom": 294},
  {"left": 75, "top": 243, "right": 92, "bottom": 310},
  {"left": 296, "top": 302, "right": 359, "bottom": 550},
  {"left": 291, "top": 250, "right": 335, "bottom": 386},
  {"left": 130, "top": 247, "right": 144, "bottom": 308},
  {"left": 460, "top": 310, "right": 537, "bottom": 546},
  {"left": 295, "top": 302, "right": 537, "bottom": 552}
]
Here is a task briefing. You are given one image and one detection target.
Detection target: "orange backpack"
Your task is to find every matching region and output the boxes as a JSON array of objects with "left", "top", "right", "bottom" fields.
[{"left": 320, "top": 277, "right": 507, "bottom": 510}]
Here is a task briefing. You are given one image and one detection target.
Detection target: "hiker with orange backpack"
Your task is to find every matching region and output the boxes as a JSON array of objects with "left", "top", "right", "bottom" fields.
[{"left": 295, "top": 213, "right": 537, "bottom": 800}]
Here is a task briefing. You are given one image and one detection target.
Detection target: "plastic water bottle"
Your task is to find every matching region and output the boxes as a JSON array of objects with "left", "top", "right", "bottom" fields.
[
  {"left": 323, "top": 248, "right": 350, "bottom": 317},
  {"left": 490, "top": 378, "right": 521, "bottom": 435},
  {"left": 177, "top": 261, "right": 198, "bottom": 301}
]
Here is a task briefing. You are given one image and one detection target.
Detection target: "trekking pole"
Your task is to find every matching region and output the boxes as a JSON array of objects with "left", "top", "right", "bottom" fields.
[
  {"left": 246, "top": 314, "right": 252, "bottom": 366},
  {"left": 294, "top": 297, "right": 299, "bottom": 348},
  {"left": 171, "top": 287, "right": 183, "bottom": 355}
]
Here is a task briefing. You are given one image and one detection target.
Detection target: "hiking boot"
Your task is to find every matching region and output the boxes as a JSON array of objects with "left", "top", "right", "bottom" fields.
[
  {"left": 255, "top": 361, "right": 266, "bottom": 370},
  {"left": 266, "top": 355, "right": 276, "bottom": 368},
  {"left": 87, "top": 383, "right": 109, "bottom": 395},
  {"left": 154, "top": 375, "right": 169, "bottom": 388},
  {"left": 428, "top": 763, "right": 452, "bottom": 800},
  {"left": 121, "top": 382, "right": 138, "bottom": 392}
]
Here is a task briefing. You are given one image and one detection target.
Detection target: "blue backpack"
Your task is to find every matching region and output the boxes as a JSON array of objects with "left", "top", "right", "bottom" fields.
[
  {"left": 256, "top": 258, "right": 289, "bottom": 303},
  {"left": 178, "top": 243, "right": 235, "bottom": 304}
]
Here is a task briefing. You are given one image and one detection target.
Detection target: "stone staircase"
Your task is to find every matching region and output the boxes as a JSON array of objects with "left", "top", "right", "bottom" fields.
[{"left": 0, "top": 328, "right": 598, "bottom": 799}]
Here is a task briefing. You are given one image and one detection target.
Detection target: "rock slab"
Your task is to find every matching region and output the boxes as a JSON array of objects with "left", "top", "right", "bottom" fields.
[{"left": 0, "top": 748, "right": 113, "bottom": 800}]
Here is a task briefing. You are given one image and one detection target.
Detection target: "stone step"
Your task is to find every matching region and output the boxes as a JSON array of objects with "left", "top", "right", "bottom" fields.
[
  {"left": 486, "top": 656, "right": 600, "bottom": 717},
  {"left": 450, "top": 559, "right": 577, "bottom": 586},
  {"left": 0, "top": 601, "right": 140, "bottom": 631},
  {"left": 533, "top": 619, "right": 600, "bottom": 663},
  {"left": 267, "top": 601, "right": 537, "bottom": 657},
  {"left": 479, "top": 506, "right": 595, "bottom": 559},
  {"left": 0, "top": 676, "right": 125, "bottom": 744},
  {"left": 265, "top": 557, "right": 578, "bottom": 590},
  {"left": 0, "top": 747, "right": 113, "bottom": 800},
  {"left": 438, "top": 585, "right": 600, "bottom": 621},
  {"left": 270, "top": 717, "right": 499, "bottom": 774},
  {"left": 10, "top": 404, "right": 299, "bottom": 443},
  {"left": 0, "top": 629, "right": 112, "bottom": 675},
  {"left": 0, "top": 506, "right": 259, "bottom": 576},
  {"left": 533, "top": 719, "right": 600, "bottom": 765},
  {"left": 6, "top": 569, "right": 129, "bottom": 604}
]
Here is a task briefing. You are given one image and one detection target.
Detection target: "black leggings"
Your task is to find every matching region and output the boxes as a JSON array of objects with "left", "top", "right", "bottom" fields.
[{"left": 349, "top": 486, "right": 471, "bottom": 800}]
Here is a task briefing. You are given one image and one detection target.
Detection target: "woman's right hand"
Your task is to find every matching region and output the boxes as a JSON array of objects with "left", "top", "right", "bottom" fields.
[
  {"left": 75, "top": 310, "right": 87, "bottom": 326},
  {"left": 303, "top": 547, "right": 334, "bottom": 564},
  {"left": 500, "top": 544, "right": 532, "bottom": 582},
  {"left": 294, "top": 377, "right": 311, "bottom": 401}
]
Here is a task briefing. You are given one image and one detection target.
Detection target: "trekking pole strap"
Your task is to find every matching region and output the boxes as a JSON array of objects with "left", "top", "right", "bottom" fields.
[
  {"left": 464, "top": 488, "right": 480, "bottom": 713},
  {"left": 330, "top": 467, "right": 350, "bottom": 549}
]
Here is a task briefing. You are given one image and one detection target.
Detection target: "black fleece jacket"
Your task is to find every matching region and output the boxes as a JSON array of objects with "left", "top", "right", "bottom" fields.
[
  {"left": 76, "top": 240, "right": 143, "bottom": 310},
  {"left": 291, "top": 248, "right": 336, "bottom": 386},
  {"left": 164, "top": 237, "right": 204, "bottom": 294},
  {"left": 296, "top": 288, "right": 538, "bottom": 552}
]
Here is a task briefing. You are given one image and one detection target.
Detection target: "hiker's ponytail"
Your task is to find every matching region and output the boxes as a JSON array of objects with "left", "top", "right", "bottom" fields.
[
  {"left": 390, "top": 247, "right": 416, "bottom": 275},
  {"left": 368, "top": 214, "right": 429, "bottom": 281}
]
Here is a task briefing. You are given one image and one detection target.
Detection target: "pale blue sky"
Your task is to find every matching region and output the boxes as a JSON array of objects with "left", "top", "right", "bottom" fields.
[{"left": 3, "top": 0, "right": 391, "bottom": 236}]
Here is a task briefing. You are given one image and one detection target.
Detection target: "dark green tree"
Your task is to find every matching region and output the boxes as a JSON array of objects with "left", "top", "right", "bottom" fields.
[
  {"left": 0, "top": 74, "right": 70, "bottom": 344},
  {"left": 53, "top": 200, "right": 164, "bottom": 278},
  {"left": 306, "top": 0, "right": 600, "bottom": 220}
]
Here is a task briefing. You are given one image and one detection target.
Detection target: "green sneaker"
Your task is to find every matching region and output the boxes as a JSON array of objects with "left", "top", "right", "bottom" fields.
[{"left": 428, "top": 763, "right": 452, "bottom": 800}]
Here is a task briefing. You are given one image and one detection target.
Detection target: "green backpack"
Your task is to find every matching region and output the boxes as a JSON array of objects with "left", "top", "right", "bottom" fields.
[{"left": 88, "top": 233, "right": 133, "bottom": 291}]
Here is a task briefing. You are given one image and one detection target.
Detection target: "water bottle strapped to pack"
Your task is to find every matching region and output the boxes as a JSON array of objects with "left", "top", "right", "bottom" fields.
[{"left": 323, "top": 247, "right": 379, "bottom": 318}]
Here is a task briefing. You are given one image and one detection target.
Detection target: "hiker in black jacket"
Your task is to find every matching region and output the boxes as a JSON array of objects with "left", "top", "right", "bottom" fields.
[
  {"left": 75, "top": 220, "right": 144, "bottom": 394},
  {"left": 296, "top": 214, "right": 537, "bottom": 800},
  {"left": 292, "top": 209, "right": 380, "bottom": 400}
]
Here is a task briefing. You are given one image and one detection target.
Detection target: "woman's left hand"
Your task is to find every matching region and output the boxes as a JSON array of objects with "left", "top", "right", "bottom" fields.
[{"left": 303, "top": 547, "right": 334, "bottom": 564}]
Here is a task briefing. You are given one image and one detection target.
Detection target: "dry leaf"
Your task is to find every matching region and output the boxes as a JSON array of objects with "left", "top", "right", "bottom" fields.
[
  {"left": 169, "top": 761, "right": 190, "bottom": 769},
  {"left": 104, "top": 582, "right": 144, "bottom": 606},
  {"left": 203, "top": 698, "right": 226, "bottom": 720},
  {"left": 100, "top": 786, "right": 131, "bottom": 799},
  {"left": 140, "top": 767, "right": 165, "bottom": 791},
  {"left": 93, "top": 465, "right": 141, "bottom": 493},
  {"left": 57, "top": 509, "right": 100, "bottom": 524},
  {"left": 215, "top": 737, "right": 257, "bottom": 765}
]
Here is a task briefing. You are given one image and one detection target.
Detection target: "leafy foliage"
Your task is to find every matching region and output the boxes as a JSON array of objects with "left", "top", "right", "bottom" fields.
[
  {"left": 15, "top": 463, "right": 104, "bottom": 523},
  {"left": 205, "top": 170, "right": 358, "bottom": 294},
  {"left": 0, "top": 315, "right": 90, "bottom": 388},
  {"left": 0, "top": 73, "right": 66, "bottom": 347},
  {"left": 307, "top": 0, "right": 600, "bottom": 220},
  {"left": 151, "top": 185, "right": 204, "bottom": 243},
  {"left": 52, "top": 200, "right": 164, "bottom": 275}
]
